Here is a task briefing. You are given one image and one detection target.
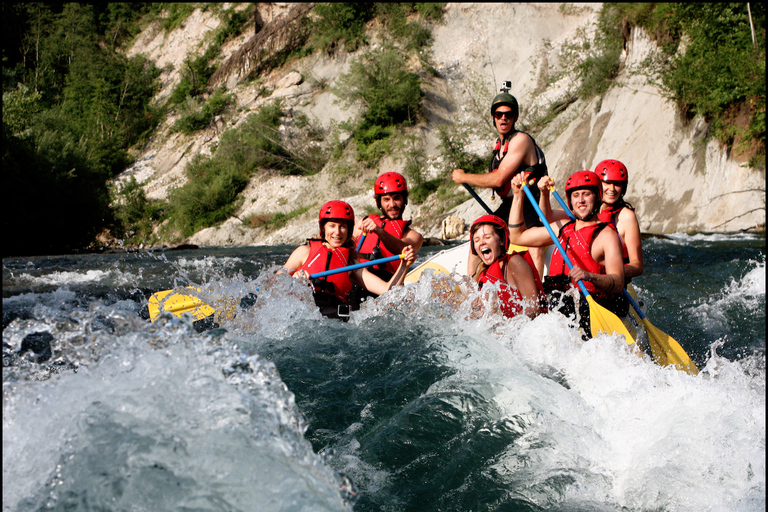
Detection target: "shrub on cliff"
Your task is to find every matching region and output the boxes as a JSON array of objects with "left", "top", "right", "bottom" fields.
[
  {"left": 332, "top": 44, "right": 424, "bottom": 166},
  {"left": 165, "top": 101, "right": 328, "bottom": 238}
]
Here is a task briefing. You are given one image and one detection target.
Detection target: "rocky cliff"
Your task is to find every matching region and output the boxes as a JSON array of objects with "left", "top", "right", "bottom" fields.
[{"left": 120, "top": 3, "right": 766, "bottom": 248}]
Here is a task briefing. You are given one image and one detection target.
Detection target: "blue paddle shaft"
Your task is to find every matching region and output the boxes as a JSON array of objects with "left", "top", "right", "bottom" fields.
[
  {"left": 551, "top": 189, "right": 575, "bottom": 220},
  {"left": 356, "top": 233, "right": 366, "bottom": 252},
  {"left": 521, "top": 184, "right": 592, "bottom": 298},
  {"left": 309, "top": 254, "right": 402, "bottom": 279},
  {"left": 463, "top": 184, "right": 493, "bottom": 215}
]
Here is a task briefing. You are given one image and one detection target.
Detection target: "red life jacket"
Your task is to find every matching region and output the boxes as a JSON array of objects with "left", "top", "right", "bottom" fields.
[
  {"left": 548, "top": 221, "right": 614, "bottom": 298},
  {"left": 477, "top": 251, "right": 547, "bottom": 318},
  {"left": 298, "top": 240, "right": 354, "bottom": 304},
  {"left": 598, "top": 204, "right": 629, "bottom": 263},
  {"left": 356, "top": 215, "right": 411, "bottom": 275}
]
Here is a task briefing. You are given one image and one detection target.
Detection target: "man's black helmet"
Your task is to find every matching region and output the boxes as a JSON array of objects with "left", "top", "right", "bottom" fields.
[{"left": 491, "top": 93, "right": 519, "bottom": 118}]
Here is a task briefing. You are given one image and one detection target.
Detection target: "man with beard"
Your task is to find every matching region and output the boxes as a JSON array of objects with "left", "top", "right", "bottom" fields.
[
  {"left": 507, "top": 170, "right": 627, "bottom": 335},
  {"left": 353, "top": 172, "right": 423, "bottom": 285}
]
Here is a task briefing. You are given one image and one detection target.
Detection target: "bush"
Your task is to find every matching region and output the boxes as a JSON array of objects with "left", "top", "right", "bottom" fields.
[
  {"left": 168, "top": 157, "right": 248, "bottom": 237},
  {"left": 112, "top": 176, "right": 166, "bottom": 243},
  {"left": 165, "top": 101, "right": 328, "bottom": 237},
  {"left": 173, "top": 89, "right": 233, "bottom": 135},
  {"left": 585, "top": 3, "right": 765, "bottom": 162},
  {"left": 310, "top": 3, "right": 376, "bottom": 53},
  {"left": 437, "top": 125, "right": 488, "bottom": 175},
  {"left": 333, "top": 44, "right": 424, "bottom": 165}
]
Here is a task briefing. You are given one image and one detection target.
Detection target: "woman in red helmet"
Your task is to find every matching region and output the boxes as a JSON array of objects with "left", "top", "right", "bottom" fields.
[
  {"left": 282, "top": 201, "right": 416, "bottom": 319},
  {"left": 469, "top": 215, "right": 544, "bottom": 319},
  {"left": 353, "top": 172, "right": 423, "bottom": 282},
  {"left": 594, "top": 159, "right": 644, "bottom": 282},
  {"left": 507, "top": 171, "right": 627, "bottom": 334}
]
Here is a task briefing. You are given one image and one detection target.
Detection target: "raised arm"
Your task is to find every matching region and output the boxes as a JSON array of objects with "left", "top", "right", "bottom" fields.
[{"left": 507, "top": 173, "right": 564, "bottom": 248}]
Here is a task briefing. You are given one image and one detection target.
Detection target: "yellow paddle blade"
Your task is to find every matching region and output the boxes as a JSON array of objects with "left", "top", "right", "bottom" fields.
[
  {"left": 586, "top": 295, "right": 636, "bottom": 345},
  {"left": 642, "top": 317, "right": 699, "bottom": 375},
  {"left": 508, "top": 244, "right": 528, "bottom": 254},
  {"left": 625, "top": 285, "right": 699, "bottom": 375},
  {"left": 148, "top": 287, "right": 216, "bottom": 322}
]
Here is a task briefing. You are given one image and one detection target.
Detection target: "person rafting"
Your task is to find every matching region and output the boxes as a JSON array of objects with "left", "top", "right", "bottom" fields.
[
  {"left": 468, "top": 214, "right": 544, "bottom": 319},
  {"left": 282, "top": 200, "right": 416, "bottom": 320},
  {"left": 353, "top": 172, "right": 423, "bottom": 282},
  {"left": 507, "top": 171, "right": 628, "bottom": 335},
  {"left": 594, "top": 159, "right": 644, "bottom": 283},
  {"left": 450, "top": 83, "right": 550, "bottom": 277}
]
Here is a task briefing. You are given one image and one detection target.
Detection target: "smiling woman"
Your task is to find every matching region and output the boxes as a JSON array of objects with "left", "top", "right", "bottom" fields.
[{"left": 280, "top": 201, "right": 416, "bottom": 319}]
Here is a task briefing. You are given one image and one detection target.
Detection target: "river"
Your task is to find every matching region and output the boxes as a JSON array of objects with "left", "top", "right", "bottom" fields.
[{"left": 3, "top": 233, "right": 765, "bottom": 512}]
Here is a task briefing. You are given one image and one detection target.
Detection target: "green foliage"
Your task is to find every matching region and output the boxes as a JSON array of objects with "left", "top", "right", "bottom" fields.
[
  {"left": 168, "top": 156, "right": 248, "bottom": 237},
  {"left": 333, "top": 44, "right": 424, "bottom": 165},
  {"left": 654, "top": 3, "right": 765, "bottom": 156},
  {"left": 167, "top": 6, "right": 251, "bottom": 107},
  {"left": 2, "top": 84, "right": 42, "bottom": 136},
  {"left": 310, "top": 3, "right": 376, "bottom": 53},
  {"left": 309, "top": 3, "right": 443, "bottom": 54},
  {"left": 414, "top": 3, "right": 446, "bottom": 22},
  {"left": 1, "top": 3, "right": 162, "bottom": 255},
  {"left": 158, "top": 3, "right": 197, "bottom": 33},
  {"left": 166, "top": 101, "right": 328, "bottom": 237},
  {"left": 2, "top": 127, "right": 114, "bottom": 256},
  {"left": 374, "top": 3, "right": 433, "bottom": 52},
  {"left": 263, "top": 204, "right": 316, "bottom": 231},
  {"left": 582, "top": 3, "right": 766, "bottom": 161},
  {"left": 168, "top": 48, "right": 219, "bottom": 105},
  {"left": 437, "top": 125, "right": 488, "bottom": 175},
  {"left": 172, "top": 88, "right": 233, "bottom": 135},
  {"left": 576, "top": 4, "right": 623, "bottom": 98},
  {"left": 213, "top": 6, "right": 250, "bottom": 47},
  {"left": 112, "top": 176, "right": 166, "bottom": 244}
]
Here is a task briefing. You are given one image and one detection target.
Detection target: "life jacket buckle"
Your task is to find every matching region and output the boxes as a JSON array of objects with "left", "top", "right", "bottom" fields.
[{"left": 337, "top": 304, "right": 350, "bottom": 318}]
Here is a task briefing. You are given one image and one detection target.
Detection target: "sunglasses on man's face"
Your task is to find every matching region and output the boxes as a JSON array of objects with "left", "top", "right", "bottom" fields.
[{"left": 493, "top": 111, "right": 515, "bottom": 120}]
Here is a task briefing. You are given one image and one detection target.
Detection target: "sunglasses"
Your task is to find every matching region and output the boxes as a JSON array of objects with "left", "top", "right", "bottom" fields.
[{"left": 493, "top": 111, "right": 515, "bottom": 120}]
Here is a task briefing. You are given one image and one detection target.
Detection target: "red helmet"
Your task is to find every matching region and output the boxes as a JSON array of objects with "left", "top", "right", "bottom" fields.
[
  {"left": 374, "top": 172, "right": 408, "bottom": 195},
  {"left": 469, "top": 215, "right": 510, "bottom": 255},
  {"left": 374, "top": 172, "right": 408, "bottom": 209},
  {"left": 565, "top": 170, "right": 602, "bottom": 212},
  {"left": 318, "top": 200, "right": 354, "bottom": 237},
  {"left": 594, "top": 159, "right": 628, "bottom": 183}
]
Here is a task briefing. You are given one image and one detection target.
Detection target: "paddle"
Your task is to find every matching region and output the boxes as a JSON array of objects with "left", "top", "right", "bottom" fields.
[
  {"left": 148, "top": 287, "right": 216, "bottom": 322},
  {"left": 521, "top": 183, "right": 636, "bottom": 344},
  {"left": 624, "top": 290, "right": 699, "bottom": 374},
  {"left": 356, "top": 233, "right": 366, "bottom": 251},
  {"left": 148, "top": 253, "right": 407, "bottom": 321},
  {"left": 462, "top": 183, "right": 493, "bottom": 215},
  {"left": 549, "top": 185, "right": 697, "bottom": 373},
  {"left": 308, "top": 253, "right": 405, "bottom": 279}
]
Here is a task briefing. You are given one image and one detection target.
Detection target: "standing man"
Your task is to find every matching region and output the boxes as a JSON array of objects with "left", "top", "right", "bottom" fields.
[
  {"left": 507, "top": 171, "right": 627, "bottom": 335},
  {"left": 353, "top": 172, "right": 423, "bottom": 282},
  {"left": 451, "top": 84, "right": 550, "bottom": 276}
]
